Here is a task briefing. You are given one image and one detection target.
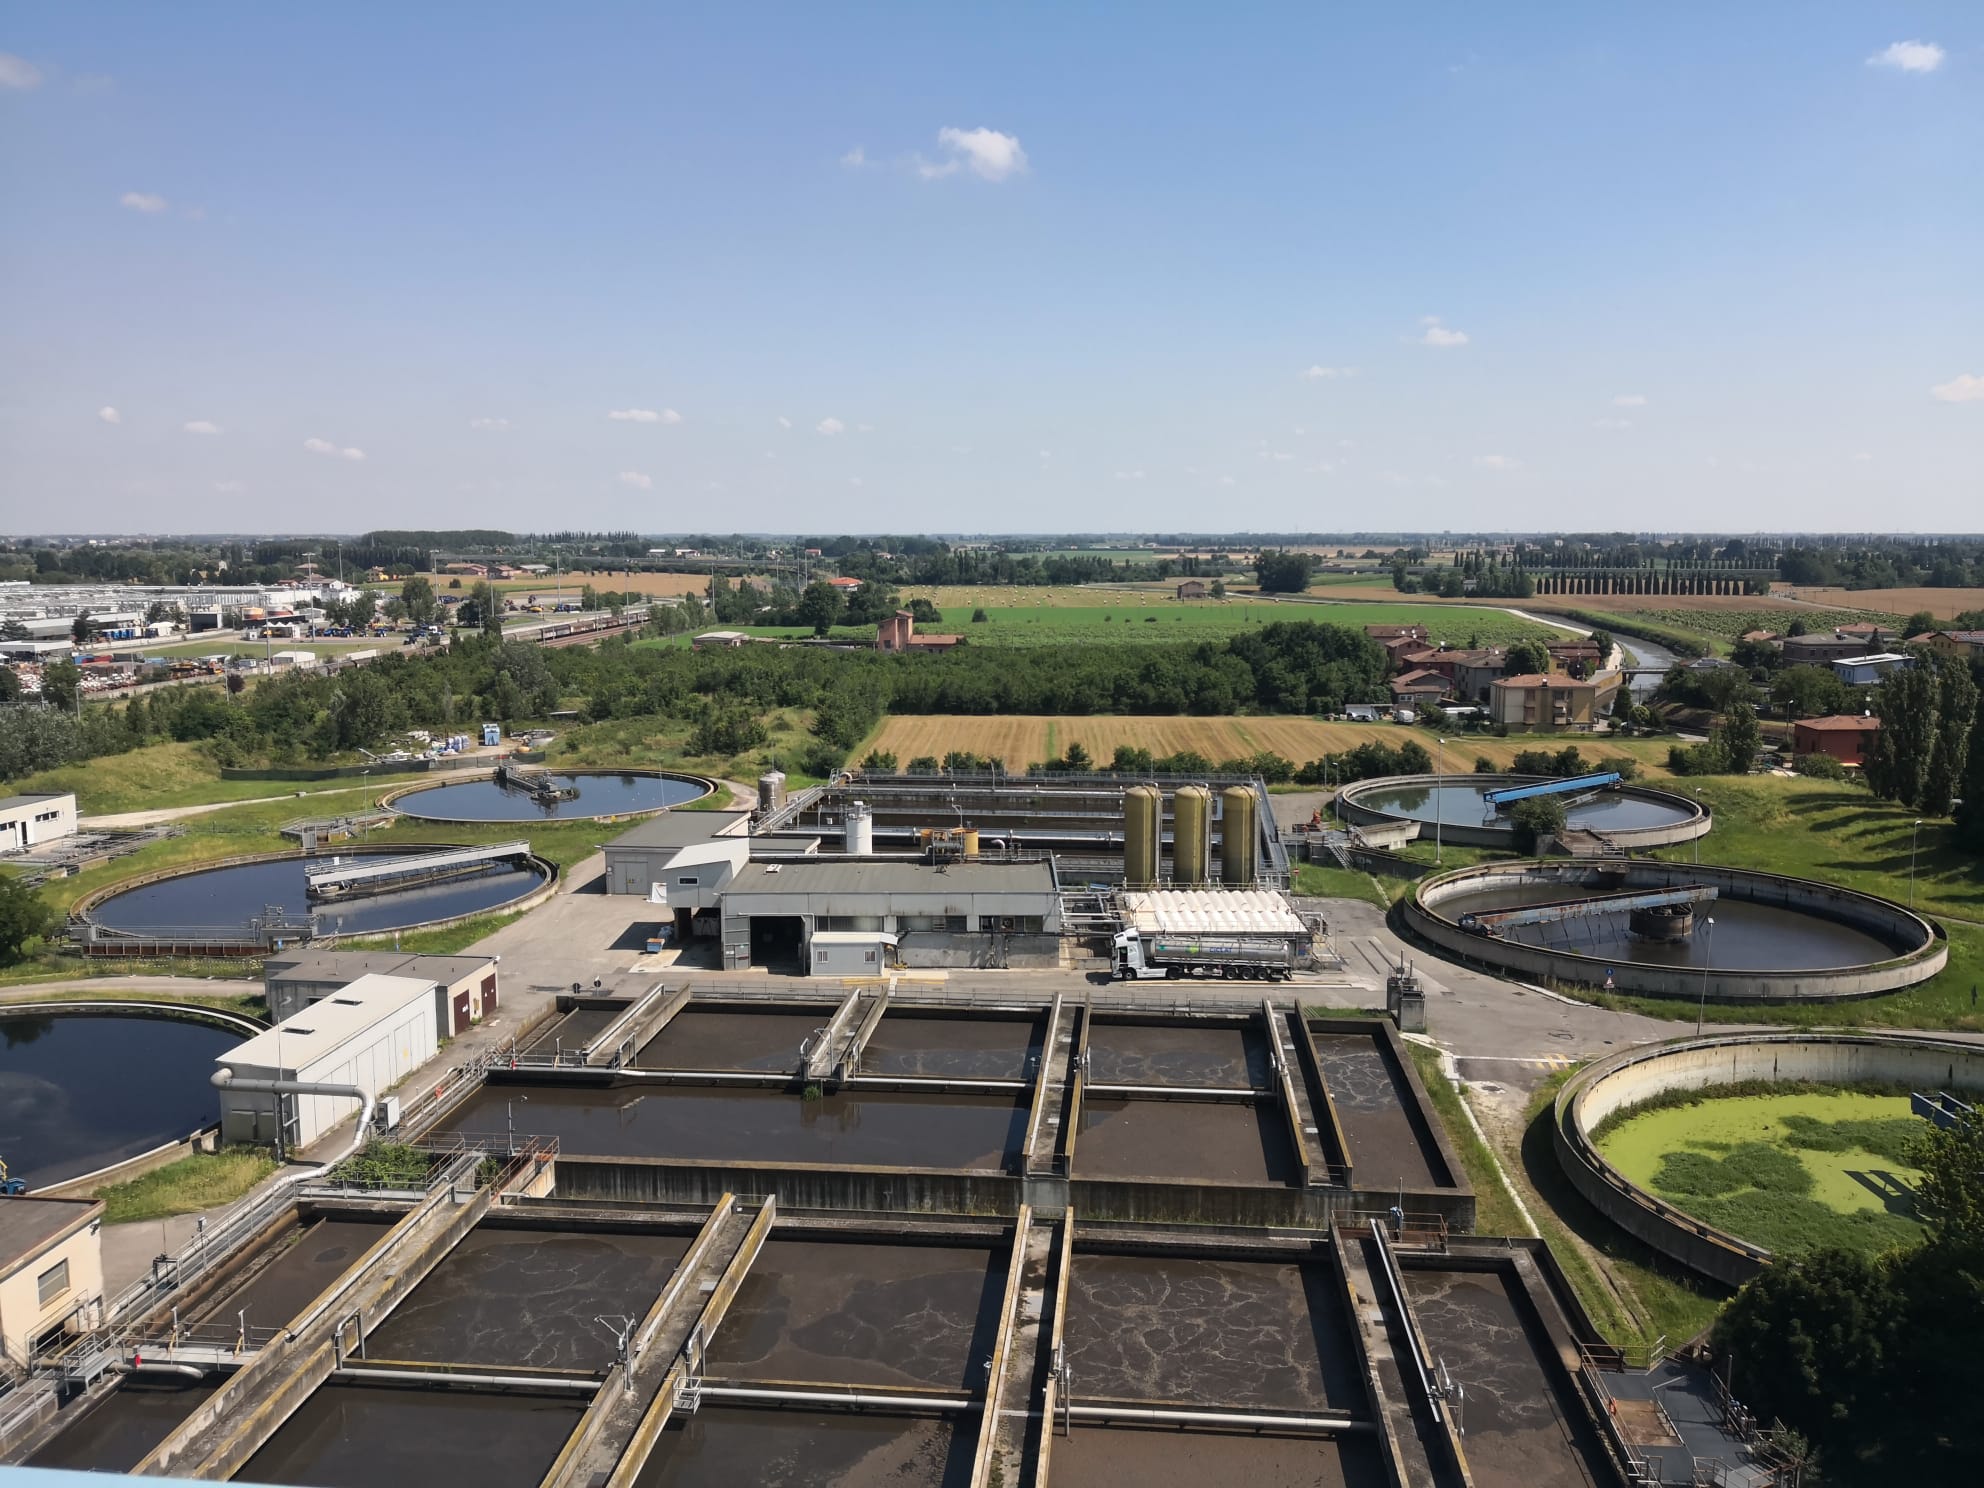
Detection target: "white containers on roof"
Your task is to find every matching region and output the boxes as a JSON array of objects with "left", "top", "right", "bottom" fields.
[{"left": 844, "top": 801, "right": 875, "bottom": 857}]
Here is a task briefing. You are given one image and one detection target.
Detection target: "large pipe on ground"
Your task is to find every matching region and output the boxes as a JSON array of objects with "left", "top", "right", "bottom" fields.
[{"left": 208, "top": 1070, "right": 375, "bottom": 1177}]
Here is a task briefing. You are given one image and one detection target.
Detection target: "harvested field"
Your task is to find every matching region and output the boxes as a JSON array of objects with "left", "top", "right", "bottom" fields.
[
  {"left": 1768, "top": 585, "right": 1984, "bottom": 621},
  {"left": 858, "top": 716, "right": 1676, "bottom": 775},
  {"left": 489, "top": 571, "right": 714, "bottom": 597}
]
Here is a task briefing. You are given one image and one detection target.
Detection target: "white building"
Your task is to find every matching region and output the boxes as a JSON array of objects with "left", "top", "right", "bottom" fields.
[
  {"left": 0, "top": 793, "right": 78, "bottom": 856},
  {"left": 214, "top": 973, "right": 440, "bottom": 1150}
]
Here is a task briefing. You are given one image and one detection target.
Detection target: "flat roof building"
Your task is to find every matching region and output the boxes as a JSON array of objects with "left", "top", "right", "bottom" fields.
[
  {"left": 716, "top": 858, "right": 1061, "bottom": 972},
  {"left": 0, "top": 1197, "right": 105, "bottom": 1370},
  {"left": 603, "top": 810, "right": 752, "bottom": 896},
  {"left": 216, "top": 973, "right": 441, "bottom": 1151},
  {"left": 0, "top": 793, "right": 77, "bottom": 857},
  {"left": 262, "top": 950, "right": 500, "bottom": 1034}
]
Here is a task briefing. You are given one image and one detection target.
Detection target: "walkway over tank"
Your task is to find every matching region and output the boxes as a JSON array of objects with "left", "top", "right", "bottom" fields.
[{"left": 1481, "top": 771, "right": 1621, "bottom": 807}]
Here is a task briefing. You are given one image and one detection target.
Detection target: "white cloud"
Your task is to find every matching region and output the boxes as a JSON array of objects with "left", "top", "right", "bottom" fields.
[
  {"left": 607, "top": 407, "right": 681, "bottom": 424},
  {"left": 1111, "top": 469, "right": 1146, "bottom": 481},
  {"left": 1593, "top": 417, "right": 1632, "bottom": 431},
  {"left": 1612, "top": 393, "right": 1648, "bottom": 407},
  {"left": 1039, "top": 450, "right": 1052, "bottom": 459},
  {"left": 120, "top": 191, "right": 168, "bottom": 214},
  {"left": 776, "top": 415, "right": 792, "bottom": 429},
  {"left": 816, "top": 417, "right": 846, "bottom": 436},
  {"left": 1218, "top": 475, "right": 1237, "bottom": 487},
  {"left": 1418, "top": 316, "right": 1469, "bottom": 348},
  {"left": 0, "top": 51, "right": 42, "bottom": 89},
  {"left": 182, "top": 420, "right": 221, "bottom": 436},
  {"left": 617, "top": 470, "right": 653, "bottom": 489},
  {"left": 848, "top": 476, "right": 864, "bottom": 487},
  {"left": 1867, "top": 40, "right": 1944, "bottom": 73},
  {"left": 303, "top": 437, "right": 366, "bottom": 461},
  {"left": 840, "top": 146, "right": 867, "bottom": 168},
  {"left": 919, "top": 126, "right": 1028, "bottom": 182},
  {"left": 1930, "top": 373, "right": 1984, "bottom": 403},
  {"left": 1474, "top": 454, "right": 1519, "bottom": 471},
  {"left": 96, "top": 406, "right": 121, "bottom": 425},
  {"left": 1300, "top": 365, "right": 1355, "bottom": 380},
  {"left": 213, "top": 480, "right": 245, "bottom": 494},
  {"left": 469, "top": 416, "right": 510, "bottom": 430}
]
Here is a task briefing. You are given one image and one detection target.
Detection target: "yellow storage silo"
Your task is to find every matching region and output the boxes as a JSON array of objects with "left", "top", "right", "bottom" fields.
[
  {"left": 1124, "top": 785, "right": 1161, "bottom": 887},
  {"left": 1220, "top": 784, "right": 1257, "bottom": 886},
  {"left": 1172, "top": 785, "right": 1211, "bottom": 885}
]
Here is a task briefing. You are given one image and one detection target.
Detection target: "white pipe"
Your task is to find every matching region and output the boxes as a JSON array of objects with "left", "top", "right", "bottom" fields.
[
  {"left": 333, "top": 1366, "right": 596, "bottom": 1393},
  {"left": 125, "top": 1362, "right": 210, "bottom": 1380},
  {"left": 696, "top": 1386, "right": 973, "bottom": 1412},
  {"left": 1062, "top": 1405, "right": 1370, "bottom": 1432},
  {"left": 209, "top": 1070, "right": 376, "bottom": 1183}
]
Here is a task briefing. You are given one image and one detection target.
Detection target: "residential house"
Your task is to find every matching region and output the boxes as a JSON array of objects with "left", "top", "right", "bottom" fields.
[
  {"left": 1389, "top": 669, "right": 1451, "bottom": 707},
  {"left": 1546, "top": 640, "right": 1603, "bottom": 678},
  {"left": 876, "top": 611, "right": 963, "bottom": 653},
  {"left": 1487, "top": 672, "right": 1622, "bottom": 732},
  {"left": 1779, "top": 634, "right": 1867, "bottom": 667},
  {"left": 1377, "top": 635, "right": 1431, "bottom": 673},
  {"left": 1791, "top": 715, "right": 1881, "bottom": 767},
  {"left": 1364, "top": 624, "right": 1430, "bottom": 643},
  {"left": 1174, "top": 580, "right": 1209, "bottom": 600},
  {"left": 692, "top": 630, "right": 750, "bottom": 650},
  {"left": 1830, "top": 653, "right": 1912, "bottom": 687},
  {"left": 1446, "top": 648, "right": 1508, "bottom": 704},
  {"left": 828, "top": 576, "right": 863, "bottom": 595},
  {"left": 1908, "top": 630, "right": 1984, "bottom": 659},
  {"left": 1835, "top": 622, "right": 1902, "bottom": 649}
]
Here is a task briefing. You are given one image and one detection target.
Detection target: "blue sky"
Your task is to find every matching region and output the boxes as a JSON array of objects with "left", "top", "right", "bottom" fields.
[{"left": 1, "top": 3, "right": 1978, "bottom": 535}]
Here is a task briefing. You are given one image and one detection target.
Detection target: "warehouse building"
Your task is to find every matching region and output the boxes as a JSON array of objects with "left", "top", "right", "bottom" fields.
[
  {"left": 602, "top": 810, "right": 751, "bottom": 896},
  {"left": 0, "top": 1197, "right": 104, "bottom": 1370},
  {"left": 215, "top": 973, "right": 440, "bottom": 1150},
  {"left": 717, "top": 858, "right": 1062, "bottom": 971},
  {"left": 0, "top": 793, "right": 77, "bottom": 857},
  {"left": 261, "top": 950, "right": 500, "bottom": 1034}
]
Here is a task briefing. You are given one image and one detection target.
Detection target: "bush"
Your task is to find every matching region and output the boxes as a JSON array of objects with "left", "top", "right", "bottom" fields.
[
  {"left": 1509, "top": 795, "right": 1567, "bottom": 853},
  {"left": 1794, "top": 751, "right": 1848, "bottom": 780},
  {"left": 1597, "top": 755, "right": 1640, "bottom": 781}
]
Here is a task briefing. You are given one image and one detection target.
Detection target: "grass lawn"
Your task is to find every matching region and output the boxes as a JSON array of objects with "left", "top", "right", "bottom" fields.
[
  {"left": 1595, "top": 1089, "right": 1925, "bottom": 1258},
  {"left": 1404, "top": 1043, "right": 1530, "bottom": 1236},
  {"left": 10, "top": 741, "right": 436, "bottom": 817},
  {"left": 1293, "top": 862, "right": 1391, "bottom": 908},
  {"left": 98, "top": 1147, "right": 276, "bottom": 1224}
]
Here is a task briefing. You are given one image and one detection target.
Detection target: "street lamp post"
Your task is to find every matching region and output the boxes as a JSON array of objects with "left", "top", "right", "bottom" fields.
[
  {"left": 1910, "top": 819, "right": 1924, "bottom": 907},
  {"left": 1695, "top": 916, "right": 1716, "bottom": 1035},
  {"left": 1435, "top": 738, "right": 1447, "bottom": 866}
]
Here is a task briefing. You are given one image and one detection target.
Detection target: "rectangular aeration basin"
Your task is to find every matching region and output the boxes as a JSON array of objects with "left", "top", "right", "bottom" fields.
[
  {"left": 858, "top": 1011, "right": 1045, "bottom": 1080},
  {"left": 636, "top": 1406, "right": 974, "bottom": 1487},
  {"left": 447, "top": 1083, "right": 1028, "bottom": 1170},
  {"left": 635, "top": 1007, "right": 834, "bottom": 1071},
  {"left": 1076, "top": 1097, "right": 1298, "bottom": 1185},
  {"left": 1085, "top": 1020, "right": 1269, "bottom": 1089},
  {"left": 239, "top": 1384, "right": 586, "bottom": 1488},
  {"left": 1048, "top": 1426, "right": 1388, "bottom": 1487}
]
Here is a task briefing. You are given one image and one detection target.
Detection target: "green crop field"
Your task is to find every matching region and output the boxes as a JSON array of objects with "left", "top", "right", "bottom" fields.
[{"left": 1597, "top": 1089, "right": 1926, "bottom": 1257}]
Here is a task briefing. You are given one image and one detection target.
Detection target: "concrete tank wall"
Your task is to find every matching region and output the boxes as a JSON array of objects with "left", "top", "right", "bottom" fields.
[
  {"left": 1405, "top": 858, "right": 1947, "bottom": 1004},
  {"left": 1339, "top": 773, "right": 1712, "bottom": 851},
  {"left": 1554, "top": 1033, "right": 1984, "bottom": 1285}
]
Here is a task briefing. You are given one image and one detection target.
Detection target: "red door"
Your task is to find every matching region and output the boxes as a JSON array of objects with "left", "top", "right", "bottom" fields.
[{"left": 453, "top": 990, "right": 471, "bottom": 1032}]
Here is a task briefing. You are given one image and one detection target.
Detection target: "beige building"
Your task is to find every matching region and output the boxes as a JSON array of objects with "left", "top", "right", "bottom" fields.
[
  {"left": 262, "top": 950, "right": 499, "bottom": 1037},
  {"left": 1488, "top": 671, "right": 1622, "bottom": 731},
  {"left": 1, "top": 1197, "right": 105, "bottom": 1368}
]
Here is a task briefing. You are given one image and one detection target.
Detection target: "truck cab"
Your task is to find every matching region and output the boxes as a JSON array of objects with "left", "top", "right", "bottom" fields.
[{"left": 1112, "top": 929, "right": 1167, "bottom": 980}]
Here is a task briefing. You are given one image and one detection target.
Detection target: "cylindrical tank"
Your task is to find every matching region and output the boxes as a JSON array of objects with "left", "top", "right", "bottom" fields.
[
  {"left": 1172, "top": 785, "right": 1211, "bottom": 885},
  {"left": 845, "top": 801, "right": 874, "bottom": 856},
  {"left": 757, "top": 771, "right": 787, "bottom": 814},
  {"left": 962, "top": 828, "right": 980, "bottom": 858},
  {"left": 1220, "top": 785, "right": 1257, "bottom": 886},
  {"left": 1124, "top": 785, "right": 1161, "bottom": 888}
]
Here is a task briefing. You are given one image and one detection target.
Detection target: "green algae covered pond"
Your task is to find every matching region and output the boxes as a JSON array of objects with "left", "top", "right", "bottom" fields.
[{"left": 1595, "top": 1089, "right": 1927, "bottom": 1257}]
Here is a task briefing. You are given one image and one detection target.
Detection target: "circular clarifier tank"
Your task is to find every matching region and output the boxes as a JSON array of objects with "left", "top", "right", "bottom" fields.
[
  {"left": 1338, "top": 773, "right": 1710, "bottom": 850},
  {"left": 387, "top": 769, "right": 710, "bottom": 822},
  {"left": 1406, "top": 859, "right": 1946, "bottom": 1003},
  {"left": 86, "top": 849, "right": 548, "bottom": 941},
  {"left": 0, "top": 1008, "right": 250, "bottom": 1189}
]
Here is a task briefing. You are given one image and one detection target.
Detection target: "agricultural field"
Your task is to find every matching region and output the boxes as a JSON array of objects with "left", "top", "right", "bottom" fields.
[
  {"left": 892, "top": 588, "right": 1570, "bottom": 648},
  {"left": 484, "top": 570, "right": 715, "bottom": 598},
  {"left": 1596, "top": 1089, "right": 1926, "bottom": 1258},
  {"left": 1768, "top": 585, "right": 1984, "bottom": 622},
  {"left": 1613, "top": 606, "right": 1902, "bottom": 644},
  {"left": 856, "top": 715, "right": 1677, "bottom": 776}
]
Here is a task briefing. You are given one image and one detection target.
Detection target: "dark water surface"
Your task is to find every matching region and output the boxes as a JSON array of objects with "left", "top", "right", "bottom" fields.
[
  {"left": 1442, "top": 881, "right": 1905, "bottom": 970},
  {"left": 27, "top": 1377, "right": 217, "bottom": 1473},
  {"left": 709, "top": 1239, "right": 1007, "bottom": 1391},
  {"left": 1048, "top": 1425, "right": 1387, "bottom": 1487},
  {"left": 90, "top": 851, "right": 543, "bottom": 938},
  {"left": 1308, "top": 1031, "right": 1448, "bottom": 1190},
  {"left": 636, "top": 1407, "right": 972, "bottom": 1488},
  {"left": 860, "top": 1013, "right": 1043, "bottom": 1080},
  {"left": 393, "top": 772, "right": 704, "bottom": 821},
  {"left": 0, "top": 1012, "right": 241, "bottom": 1188},
  {"left": 1076, "top": 1098, "right": 1296, "bottom": 1185},
  {"left": 1065, "top": 1253, "right": 1361, "bottom": 1411},
  {"left": 443, "top": 1084, "right": 1026, "bottom": 1169},
  {"left": 1359, "top": 781, "right": 1694, "bottom": 834},
  {"left": 1085, "top": 1022, "right": 1266, "bottom": 1089},
  {"left": 637, "top": 1009, "right": 831, "bottom": 1072},
  {"left": 240, "top": 1384, "right": 584, "bottom": 1488},
  {"left": 196, "top": 1219, "right": 392, "bottom": 1332}
]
